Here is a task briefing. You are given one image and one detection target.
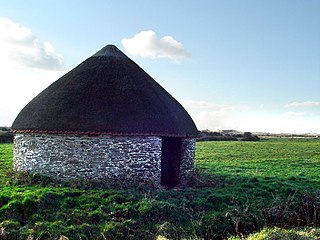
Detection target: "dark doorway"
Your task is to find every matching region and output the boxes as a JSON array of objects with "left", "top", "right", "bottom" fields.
[{"left": 161, "top": 137, "right": 182, "bottom": 188}]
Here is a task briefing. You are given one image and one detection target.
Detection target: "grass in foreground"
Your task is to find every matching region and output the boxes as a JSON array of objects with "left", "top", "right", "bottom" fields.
[
  {"left": 228, "top": 227, "right": 320, "bottom": 240},
  {"left": 0, "top": 139, "right": 319, "bottom": 239}
]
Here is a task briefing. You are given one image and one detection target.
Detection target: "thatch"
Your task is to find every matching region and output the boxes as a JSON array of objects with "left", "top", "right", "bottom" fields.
[{"left": 12, "top": 45, "right": 198, "bottom": 137}]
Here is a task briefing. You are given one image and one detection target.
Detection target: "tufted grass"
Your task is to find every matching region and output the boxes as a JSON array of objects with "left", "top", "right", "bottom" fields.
[
  {"left": 228, "top": 227, "right": 320, "bottom": 240},
  {"left": 0, "top": 138, "right": 319, "bottom": 239}
]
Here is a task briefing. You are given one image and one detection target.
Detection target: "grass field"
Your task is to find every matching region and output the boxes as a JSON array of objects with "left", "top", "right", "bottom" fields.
[{"left": 0, "top": 138, "right": 319, "bottom": 239}]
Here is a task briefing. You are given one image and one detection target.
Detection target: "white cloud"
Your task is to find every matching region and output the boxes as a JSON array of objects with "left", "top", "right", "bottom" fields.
[
  {"left": 0, "top": 18, "right": 66, "bottom": 126},
  {"left": 238, "top": 114, "right": 320, "bottom": 134},
  {"left": 180, "top": 99, "right": 227, "bottom": 110},
  {"left": 0, "top": 17, "right": 64, "bottom": 71},
  {"left": 285, "top": 101, "right": 320, "bottom": 108},
  {"left": 284, "top": 111, "right": 308, "bottom": 117},
  {"left": 180, "top": 99, "right": 320, "bottom": 134},
  {"left": 194, "top": 108, "right": 237, "bottom": 131},
  {"left": 180, "top": 99, "right": 238, "bottom": 131},
  {"left": 121, "top": 30, "right": 190, "bottom": 62}
]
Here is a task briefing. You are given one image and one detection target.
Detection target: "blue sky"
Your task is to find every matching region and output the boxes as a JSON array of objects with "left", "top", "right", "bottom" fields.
[{"left": 0, "top": 0, "right": 319, "bottom": 133}]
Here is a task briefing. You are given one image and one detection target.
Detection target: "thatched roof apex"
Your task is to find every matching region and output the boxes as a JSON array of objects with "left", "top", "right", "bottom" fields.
[
  {"left": 93, "top": 44, "right": 128, "bottom": 58},
  {"left": 12, "top": 44, "right": 198, "bottom": 137}
]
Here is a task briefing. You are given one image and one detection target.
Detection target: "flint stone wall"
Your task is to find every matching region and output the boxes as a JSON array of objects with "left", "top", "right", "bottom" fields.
[
  {"left": 13, "top": 133, "right": 195, "bottom": 187},
  {"left": 180, "top": 139, "right": 196, "bottom": 185}
]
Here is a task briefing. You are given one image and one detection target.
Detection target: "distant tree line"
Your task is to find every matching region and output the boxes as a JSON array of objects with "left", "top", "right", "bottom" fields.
[
  {"left": 1, "top": 127, "right": 261, "bottom": 143},
  {"left": 197, "top": 130, "right": 260, "bottom": 142},
  {"left": 0, "top": 127, "right": 13, "bottom": 143}
]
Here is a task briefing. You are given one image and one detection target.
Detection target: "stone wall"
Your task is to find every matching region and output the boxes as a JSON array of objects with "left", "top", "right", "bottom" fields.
[
  {"left": 14, "top": 133, "right": 195, "bottom": 188},
  {"left": 180, "top": 139, "right": 196, "bottom": 185},
  {"left": 14, "top": 134, "right": 162, "bottom": 187}
]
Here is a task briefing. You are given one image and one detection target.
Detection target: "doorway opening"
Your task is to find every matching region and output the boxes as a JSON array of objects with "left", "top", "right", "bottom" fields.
[{"left": 161, "top": 137, "right": 182, "bottom": 188}]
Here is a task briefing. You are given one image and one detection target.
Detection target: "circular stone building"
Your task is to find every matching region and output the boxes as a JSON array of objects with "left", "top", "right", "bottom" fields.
[{"left": 12, "top": 44, "right": 198, "bottom": 188}]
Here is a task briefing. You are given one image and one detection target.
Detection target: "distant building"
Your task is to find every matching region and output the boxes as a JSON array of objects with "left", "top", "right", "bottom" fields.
[{"left": 12, "top": 45, "right": 198, "bottom": 188}]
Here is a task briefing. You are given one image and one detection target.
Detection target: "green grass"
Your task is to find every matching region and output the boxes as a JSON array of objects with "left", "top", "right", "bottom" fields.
[
  {"left": 0, "top": 138, "right": 319, "bottom": 239},
  {"left": 196, "top": 138, "right": 320, "bottom": 194},
  {"left": 0, "top": 143, "right": 13, "bottom": 184},
  {"left": 228, "top": 227, "right": 320, "bottom": 240}
]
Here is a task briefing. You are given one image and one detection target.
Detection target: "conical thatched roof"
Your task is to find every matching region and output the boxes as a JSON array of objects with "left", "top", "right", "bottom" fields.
[{"left": 12, "top": 45, "right": 198, "bottom": 137}]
